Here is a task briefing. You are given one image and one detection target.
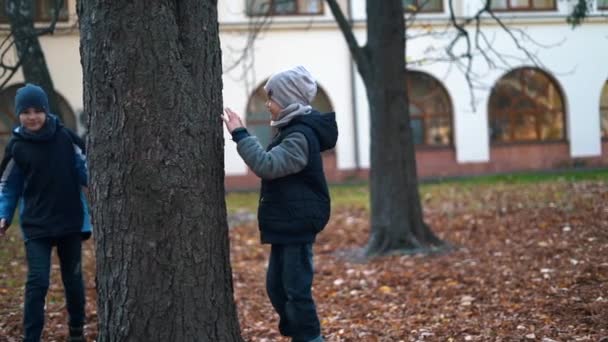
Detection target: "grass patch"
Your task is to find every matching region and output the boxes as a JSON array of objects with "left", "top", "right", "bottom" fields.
[
  {"left": 226, "top": 168, "right": 608, "bottom": 212},
  {"left": 225, "top": 191, "right": 259, "bottom": 213},
  {"left": 427, "top": 168, "right": 608, "bottom": 186}
]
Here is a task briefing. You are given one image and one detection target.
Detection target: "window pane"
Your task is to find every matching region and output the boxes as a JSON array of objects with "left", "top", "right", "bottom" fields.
[
  {"left": 39, "top": 0, "right": 69, "bottom": 21},
  {"left": 429, "top": 96, "right": 450, "bottom": 114},
  {"left": 532, "top": 0, "right": 554, "bottom": 8},
  {"left": 404, "top": 0, "right": 443, "bottom": 13},
  {"left": 513, "top": 97, "right": 536, "bottom": 113},
  {"left": 1, "top": 0, "right": 68, "bottom": 22},
  {"left": 539, "top": 110, "right": 564, "bottom": 140},
  {"left": 274, "top": 0, "right": 297, "bottom": 14},
  {"left": 409, "top": 72, "right": 438, "bottom": 98},
  {"left": 407, "top": 72, "right": 453, "bottom": 146},
  {"left": 524, "top": 69, "right": 547, "bottom": 95},
  {"left": 297, "top": 0, "right": 322, "bottom": 14},
  {"left": 410, "top": 103, "right": 423, "bottom": 117},
  {"left": 410, "top": 117, "right": 424, "bottom": 145},
  {"left": 403, "top": 0, "right": 418, "bottom": 11},
  {"left": 601, "top": 82, "right": 608, "bottom": 138},
  {"left": 601, "top": 82, "right": 608, "bottom": 107},
  {"left": 426, "top": 116, "right": 451, "bottom": 145},
  {"left": 602, "top": 109, "right": 608, "bottom": 138},
  {"left": 247, "top": 0, "right": 271, "bottom": 14},
  {"left": 422, "top": 0, "right": 443, "bottom": 11},
  {"left": 600, "top": 0, "right": 608, "bottom": 8},
  {"left": 512, "top": 114, "right": 537, "bottom": 140},
  {"left": 490, "top": 0, "right": 508, "bottom": 9},
  {"left": 488, "top": 67, "right": 565, "bottom": 143},
  {"left": 546, "top": 83, "right": 561, "bottom": 110},
  {"left": 509, "top": 0, "right": 531, "bottom": 8},
  {"left": 490, "top": 114, "right": 511, "bottom": 142}
]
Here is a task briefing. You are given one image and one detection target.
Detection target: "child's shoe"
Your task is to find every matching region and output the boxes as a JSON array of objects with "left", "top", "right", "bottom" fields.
[{"left": 68, "top": 326, "right": 85, "bottom": 342}]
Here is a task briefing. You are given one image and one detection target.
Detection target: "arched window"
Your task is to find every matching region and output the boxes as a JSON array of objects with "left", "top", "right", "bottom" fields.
[
  {"left": 245, "top": 82, "right": 333, "bottom": 148},
  {"left": 0, "top": 84, "right": 78, "bottom": 148},
  {"left": 601, "top": 81, "right": 608, "bottom": 139},
  {"left": 407, "top": 71, "right": 453, "bottom": 146},
  {"left": 488, "top": 67, "right": 565, "bottom": 143}
]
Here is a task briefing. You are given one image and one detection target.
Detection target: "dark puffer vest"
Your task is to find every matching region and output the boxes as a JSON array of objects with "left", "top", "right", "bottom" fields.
[{"left": 258, "top": 112, "right": 338, "bottom": 244}]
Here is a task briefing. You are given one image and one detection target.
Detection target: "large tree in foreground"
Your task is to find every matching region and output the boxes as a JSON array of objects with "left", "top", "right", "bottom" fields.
[
  {"left": 326, "top": 0, "right": 445, "bottom": 257},
  {"left": 78, "top": 1, "right": 243, "bottom": 340}
]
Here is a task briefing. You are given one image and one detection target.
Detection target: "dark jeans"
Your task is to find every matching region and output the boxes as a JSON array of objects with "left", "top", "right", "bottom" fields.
[
  {"left": 23, "top": 234, "right": 85, "bottom": 342},
  {"left": 266, "top": 243, "right": 321, "bottom": 342}
]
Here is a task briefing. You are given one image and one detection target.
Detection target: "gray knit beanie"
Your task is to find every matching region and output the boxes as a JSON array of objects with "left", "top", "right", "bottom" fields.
[{"left": 263, "top": 66, "right": 317, "bottom": 108}]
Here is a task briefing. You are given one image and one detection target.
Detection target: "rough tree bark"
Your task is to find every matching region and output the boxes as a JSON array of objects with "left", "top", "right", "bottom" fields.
[
  {"left": 325, "top": 0, "right": 445, "bottom": 257},
  {"left": 5, "top": 0, "right": 61, "bottom": 117},
  {"left": 78, "top": 1, "right": 243, "bottom": 341}
]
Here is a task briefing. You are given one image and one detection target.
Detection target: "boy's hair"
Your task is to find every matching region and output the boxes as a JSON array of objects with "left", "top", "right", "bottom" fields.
[
  {"left": 14, "top": 84, "right": 50, "bottom": 115},
  {"left": 264, "top": 66, "right": 317, "bottom": 108}
]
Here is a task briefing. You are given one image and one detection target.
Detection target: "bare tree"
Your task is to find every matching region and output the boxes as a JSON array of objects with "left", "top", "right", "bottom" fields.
[
  {"left": 325, "top": 0, "right": 559, "bottom": 257},
  {"left": 2, "top": 0, "right": 64, "bottom": 117},
  {"left": 325, "top": 0, "right": 445, "bottom": 257},
  {"left": 78, "top": 0, "right": 243, "bottom": 340}
]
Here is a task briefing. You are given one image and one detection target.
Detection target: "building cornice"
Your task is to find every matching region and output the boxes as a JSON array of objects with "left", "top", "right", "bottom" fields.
[{"left": 219, "top": 14, "right": 608, "bottom": 32}]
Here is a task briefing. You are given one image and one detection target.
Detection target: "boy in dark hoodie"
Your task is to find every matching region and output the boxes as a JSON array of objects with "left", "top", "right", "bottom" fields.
[
  {"left": 0, "top": 84, "right": 91, "bottom": 342},
  {"left": 223, "top": 66, "right": 337, "bottom": 342}
]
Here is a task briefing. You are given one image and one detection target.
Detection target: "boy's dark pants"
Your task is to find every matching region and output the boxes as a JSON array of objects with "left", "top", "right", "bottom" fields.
[
  {"left": 266, "top": 243, "right": 321, "bottom": 341},
  {"left": 23, "top": 233, "right": 85, "bottom": 342}
]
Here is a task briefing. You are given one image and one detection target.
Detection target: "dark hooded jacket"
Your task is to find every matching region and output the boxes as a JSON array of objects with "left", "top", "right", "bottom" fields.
[
  {"left": 256, "top": 111, "right": 337, "bottom": 244},
  {"left": 0, "top": 115, "right": 88, "bottom": 240}
]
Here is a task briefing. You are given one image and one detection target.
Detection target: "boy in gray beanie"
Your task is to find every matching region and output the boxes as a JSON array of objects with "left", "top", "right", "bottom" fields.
[
  {"left": 263, "top": 65, "right": 317, "bottom": 127},
  {"left": 223, "top": 65, "right": 338, "bottom": 342}
]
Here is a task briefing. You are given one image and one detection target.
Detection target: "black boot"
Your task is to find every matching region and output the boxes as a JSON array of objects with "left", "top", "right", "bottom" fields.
[{"left": 68, "top": 326, "right": 85, "bottom": 342}]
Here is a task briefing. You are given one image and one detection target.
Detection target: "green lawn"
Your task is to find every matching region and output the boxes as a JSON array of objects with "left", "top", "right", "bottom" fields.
[{"left": 226, "top": 168, "right": 608, "bottom": 212}]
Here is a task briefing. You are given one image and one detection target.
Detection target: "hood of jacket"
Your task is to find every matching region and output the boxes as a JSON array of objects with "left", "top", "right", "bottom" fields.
[{"left": 288, "top": 110, "right": 338, "bottom": 152}]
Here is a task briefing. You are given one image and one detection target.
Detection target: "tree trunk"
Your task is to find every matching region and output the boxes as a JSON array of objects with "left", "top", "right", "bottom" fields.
[
  {"left": 78, "top": 1, "right": 243, "bottom": 341},
  {"left": 363, "top": 0, "right": 445, "bottom": 257},
  {"left": 5, "top": 0, "right": 61, "bottom": 118}
]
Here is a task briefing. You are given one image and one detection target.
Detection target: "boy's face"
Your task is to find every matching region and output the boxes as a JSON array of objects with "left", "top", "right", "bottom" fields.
[
  {"left": 19, "top": 107, "right": 46, "bottom": 132},
  {"left": 265, "top": 89, "right": 283, "bottom": 120}
]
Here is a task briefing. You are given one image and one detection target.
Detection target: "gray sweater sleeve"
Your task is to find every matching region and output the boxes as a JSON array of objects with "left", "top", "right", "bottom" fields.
[{"left": 236, "top": 132, "right": 309, "bottom": 180}]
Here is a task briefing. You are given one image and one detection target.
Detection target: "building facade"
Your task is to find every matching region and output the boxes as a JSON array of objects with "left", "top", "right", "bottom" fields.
[{"left": 1, "top": 0, "right": 607, "bottom": 189}]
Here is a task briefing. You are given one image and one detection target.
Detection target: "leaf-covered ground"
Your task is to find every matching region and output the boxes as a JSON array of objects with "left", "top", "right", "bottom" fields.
[{"left": 1, "top": 179, "right": 607, "bottom": 341}]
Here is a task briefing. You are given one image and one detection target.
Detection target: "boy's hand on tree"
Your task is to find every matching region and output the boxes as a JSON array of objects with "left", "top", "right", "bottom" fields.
[{"left": 222, "top": 108, "right": 244, "bottom": 133}]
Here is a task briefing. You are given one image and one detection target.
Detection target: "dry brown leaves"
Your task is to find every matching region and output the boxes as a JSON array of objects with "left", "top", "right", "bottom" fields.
[{"left": 1, "top": 180, "right": 607, "bottom": 341}]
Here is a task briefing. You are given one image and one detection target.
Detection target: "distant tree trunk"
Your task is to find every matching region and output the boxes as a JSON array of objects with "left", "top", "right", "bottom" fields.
[
  {"left": 5, "top": 0, "right": 61, "bottom": 118},
  {"left": 78, "top": 1, "right": 243, "bottom": 341},
  {"left": 363, "top": 0, "right": 444, "bottom": 256},
  {"left": 326, "top": 0, "right": 445, "bottom": 257}
]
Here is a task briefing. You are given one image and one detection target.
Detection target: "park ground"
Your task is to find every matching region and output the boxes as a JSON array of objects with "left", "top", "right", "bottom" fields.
[{"left": 0, "top": 170, "right": 607, "bottom": 341}]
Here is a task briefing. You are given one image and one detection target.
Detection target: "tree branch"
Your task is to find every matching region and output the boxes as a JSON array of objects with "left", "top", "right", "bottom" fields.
[
  {"left": 439, "top": 0, "right": 563, "bottom": 110},
  {"left": 447, "top": 0, "right": 476, "bottom": 110},
  {"left": 324, "top": 0, "right": 370, "bottom": 79}
]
